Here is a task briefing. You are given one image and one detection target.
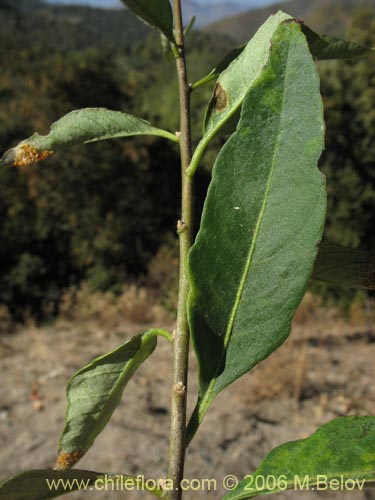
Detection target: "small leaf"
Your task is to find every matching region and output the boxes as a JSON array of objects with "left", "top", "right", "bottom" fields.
[
  {"left": 222, "top": 417, "right": 375, "bottom": 500},
  {"left": 56, "top": 329, "right": 170, "bottom": 469},
  {"left": 187, "top": 21, "right": 326, "bottom": 438},
  {"left": 301, "top": 24, "right": 375, "bottom": 60},
  {"left": 0, "top": 108, "right": 177, "bottom": 167},
  {"left": 0, "top": 470, "right": 162, "bottom": 500},
  {"left": 120, "top": 0, "right": 174, "bottom": 42},
  {"left": 184, "top": 16, "right": 196, "bottom": 37},
  {"left": 312, "top": 243, "right": 375, "bottom": 290}
]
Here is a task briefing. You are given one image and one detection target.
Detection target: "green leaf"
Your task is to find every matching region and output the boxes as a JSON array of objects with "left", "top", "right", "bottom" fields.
[
  {"left": 188, "top": 11, "right": 292, "bottom": 175},
  {"left": 301, "top": 24, "right": 375, "bottom": 60},
  {"left": 56, "top": 329, "right": 170, "bottom": 469},
  {"left": 0, "top": 470, "right": 103, "bottom": 500},
  {"left": 0, "top": 108, "right": 177, "bottom": 167},
  {"left": 191, "top": 43, "right": 246, "bottom": 91},
  {"left": 312, "top": 243, "right": 375, "bottom": 290},
  {"left": 0, "top": 470, "right": 162, "bottom": 500},
  {"left": 120, "top": 0, "right": 174, "bottom": 42},
  {"left": 187, "top": 21, "right": 326, "bottom": 439},
  {"left": 222, "top": 417, "right": 375, "bottom": 500},
  {"left": 191, "top": 25, "right": 373, "bottom": 92},
  {"left": 184, "top": 16, "right": 196, "bottom": 37}
]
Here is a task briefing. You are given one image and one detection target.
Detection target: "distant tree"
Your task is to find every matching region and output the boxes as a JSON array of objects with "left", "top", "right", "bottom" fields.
[{"left": 320, "top": 8, "right": 375, "bottom": 251}]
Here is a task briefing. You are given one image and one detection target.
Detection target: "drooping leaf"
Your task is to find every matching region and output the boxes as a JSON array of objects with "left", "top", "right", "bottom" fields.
[
  {"left": 187, "top": 21, "right": 326, "bottom": 439},
  {"left": 0, "top": 108, "right": 177, "bottom": 167},
  {"left": 222, "top": 417, "right": 375, "bottom": 500},
  {"left": 188, "top": 11, "right": 291, "bottom": 174},
  {"left": 0, "top": 470, "right": 162, "bottom": 500},
  {"left": 56, "top": 329, "right": 171, "bottom": 469},
  {"left": 312, "top": 243, "right": 375, "bottom": 290},
  {"left": 120, "top": 0, "right": 174, "bottom": 42},
  {"left": 301, "top": 24, "right": 375, "bottom": 60}
]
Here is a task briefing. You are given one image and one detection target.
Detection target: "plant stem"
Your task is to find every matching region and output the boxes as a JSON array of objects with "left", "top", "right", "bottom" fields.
[{"left": 166, "top": 2, "right": 193, "bottom": 499}]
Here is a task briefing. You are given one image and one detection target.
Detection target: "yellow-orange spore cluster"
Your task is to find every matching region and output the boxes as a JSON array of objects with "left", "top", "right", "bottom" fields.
[
  {"left": 55, "top": 450, "right": 84, "bottom": 470},
  {"left": 13, "top": 143, "right": 54, "bottom": 167}
]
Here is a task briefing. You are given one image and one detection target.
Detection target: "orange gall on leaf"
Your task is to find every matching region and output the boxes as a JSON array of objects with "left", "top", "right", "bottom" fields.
[
  {"left": 54, "top": 450, "right": 85, "bottom": 470},
  {"left": 12, "top": 144, "right": 54, "bottom": 167}
]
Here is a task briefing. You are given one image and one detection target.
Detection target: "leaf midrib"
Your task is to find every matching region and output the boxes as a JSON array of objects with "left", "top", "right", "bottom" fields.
[{"left": 198, "top": 39, "right": 292, "bottom": 419}]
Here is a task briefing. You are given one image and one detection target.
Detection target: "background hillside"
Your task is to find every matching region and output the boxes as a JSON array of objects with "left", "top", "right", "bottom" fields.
[
  {"left": 1, "top": 1, "right": 148, "bottom": 49},
  {"left": 205, "top": 0, "right": 375, "bottom": 41},
  {"left": 0, "top": 0, "right": 374, "bottom": 321},
  {"left": 45, "top": 0, "right": 288, "bottom": 27}
]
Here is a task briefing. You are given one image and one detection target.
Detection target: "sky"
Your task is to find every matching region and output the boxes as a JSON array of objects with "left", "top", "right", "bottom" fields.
[{"left": 48, "top": 0, "right": 282, "bottom": 6}]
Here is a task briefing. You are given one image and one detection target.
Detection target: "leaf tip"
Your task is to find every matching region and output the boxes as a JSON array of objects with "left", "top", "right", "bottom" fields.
[
  {"left": 2, "top": 143, "right": 54, "bottom": 167},
  {"left": 55, "top": 450, "right": 85, "bottom": 470}
]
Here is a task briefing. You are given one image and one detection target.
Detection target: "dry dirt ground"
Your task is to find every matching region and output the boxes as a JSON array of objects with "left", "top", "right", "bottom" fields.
[{"left": 0, "top": 302, "right": 374, "bottom": 500}]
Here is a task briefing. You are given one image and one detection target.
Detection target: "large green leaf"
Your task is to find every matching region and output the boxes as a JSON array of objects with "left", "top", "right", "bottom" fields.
[
  {"left": 0, "top": 108, "right": 177, "bottom": 167},
  {"left": 0, "top": 470, "right": 162, "bottom": 500},
  {"left": 120, "top": 0, "right": 174, "bottom": 42},
  {"left": 187, "top": 21, "right": 326, "bottom": 439},
  {"left": 312, "top": 243, "right": 375, "bottom": 290},
  {"left": 222, "top": 417, "right": 375, "bottom": 500},
  {"left": 56, "top": 329, "right": 171, "bottom": 469},
  {"left": 188, "top": 11, "right": 291, "bottom": 175}
]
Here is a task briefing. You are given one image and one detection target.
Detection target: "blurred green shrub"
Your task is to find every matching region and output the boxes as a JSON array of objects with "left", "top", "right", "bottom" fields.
[{"left": 0, "top": 3, "right": 373, "bottom": 320}]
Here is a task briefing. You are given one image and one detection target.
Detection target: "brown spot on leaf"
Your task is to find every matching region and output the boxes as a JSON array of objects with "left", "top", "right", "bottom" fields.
[
  {"left": 212, "top": 82, "right": 228, "bottom": 112},
  {"left": 55, "top": 450, "right": 85, "bottom": 470},
  {"left": 283, "top": 18, "right": 303, "bottom": 26},
  {"left": 13, "top": 144, "right": 53, "bottom": 167}
]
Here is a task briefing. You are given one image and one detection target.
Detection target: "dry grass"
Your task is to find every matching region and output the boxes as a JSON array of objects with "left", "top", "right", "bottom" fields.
[
  {"left": 59, "top": 283, "right": 172, "bottom": 328},
  {"left": 244, "top": 292, "right": 374, "bottom": 405},
  {"left": 246, "top": 336, "right": 309, "bottom": 404},
  {"left": 57, "top": 236, "right": 180, "bottom": 328},
  {"left": 0, "top": 305, "right": 13, "bottom": 334}
]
